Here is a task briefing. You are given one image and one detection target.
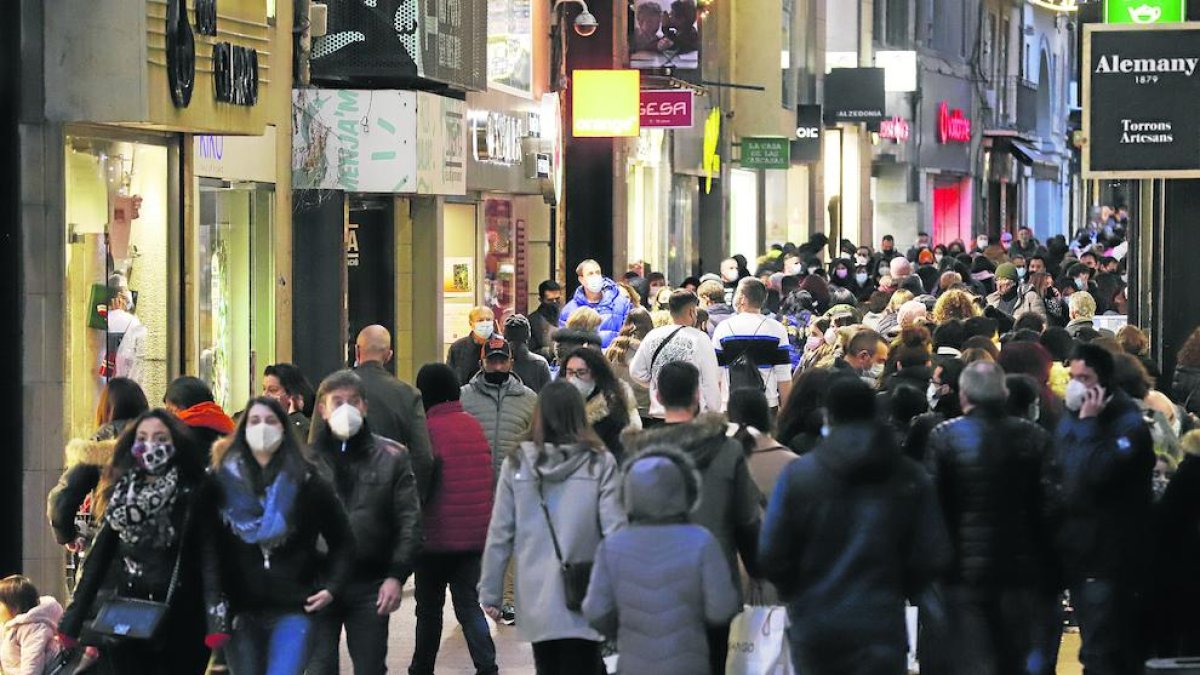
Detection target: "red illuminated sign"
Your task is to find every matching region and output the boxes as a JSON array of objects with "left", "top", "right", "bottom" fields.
[
  {"left": 640, "top": 90, "right": 694, "bottom": 129},
  {"left": 937, "top": 101, "right": 972, "bottom": 143},
  {"left": 879, "top": 116, "right": 910, "bottom": 142}
]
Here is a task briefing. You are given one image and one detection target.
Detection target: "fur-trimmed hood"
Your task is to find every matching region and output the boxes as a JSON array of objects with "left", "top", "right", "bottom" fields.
[
  {"left": 622, "top": 413, "right": 730, "bottom": 469},
  {"left": 64, "top": 438, "right": 117, "bottom": 470},
  {"left": 621, "top": 445, "right": 701, "bottom": 522}
]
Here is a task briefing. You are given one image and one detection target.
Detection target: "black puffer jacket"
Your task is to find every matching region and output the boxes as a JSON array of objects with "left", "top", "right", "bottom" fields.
[
  {"left": 1172, "top": 365, "right": 1200, "bottom": 415},
  {"left": 312, "top": 422, "right": 422, "bottom": 583},
  {"left": 925, "top": 408, "right": 1059, "bottom": 590}
]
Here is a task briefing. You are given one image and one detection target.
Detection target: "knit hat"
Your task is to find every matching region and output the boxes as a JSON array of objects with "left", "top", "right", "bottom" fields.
[
  {"left": 504, "top": 314, "right": 532, "bottom": 343},
  {"left": 416, "top": 363, "right": 461, "bottom": 410},
  {"left": 918, "top": 249, "right": 935, "bottom": 265},
  {"left": 995, "top": 262, "right": 1019, "bottom": 282}
]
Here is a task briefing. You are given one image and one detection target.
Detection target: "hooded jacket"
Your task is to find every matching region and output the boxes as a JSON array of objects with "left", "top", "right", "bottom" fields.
[
  {"left": 623, "top": 413, "right": 763, "bottom": 596},
  {"left": 311, "top": 421, "right": 422, "bottom": 582},
  {"left": 422, "top": 401, "right": 495, "bottom": 552},
  {"left": 758, "top": 422, "right": 951, "bottom": 652},
  {"left": 1, "top": 596, "right": 63, "bottom": 675},
  {"left": 479, "top": 442, "right": 625, "bottom": 644},
  {"left": 558, "top": 278, "right": 633, "bottom": 348},
  {"left": 47, "top": 437, "right": 117, "bottom": 546},
  {"left": 459, "top": 371, "right": 538, "bottom": 477},
  {"left": 583, "top": 448, "right": 740, "bottom": 675}
]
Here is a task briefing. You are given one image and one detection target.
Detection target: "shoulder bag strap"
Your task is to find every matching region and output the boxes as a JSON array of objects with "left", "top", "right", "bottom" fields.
[
  {"left": 649, "top": 326, "right": 687, "bottom": 371},
  {"left": 163, "top": 495, "right": 195, "bottom": 606},
  {"left": 533, "top": 465, "right": 567, "bottom": 566}
]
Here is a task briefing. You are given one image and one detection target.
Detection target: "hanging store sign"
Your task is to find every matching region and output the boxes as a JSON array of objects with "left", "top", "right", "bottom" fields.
[
  {"left": 1105, "top": 0, "right": 1186, "bottom": 23},
  {"left": 741, "top": 137, "right": 790, "bottom": 169},
  {"left": 471, "top": 111, "right": 527, "bottom": 165},
  {"left": 824, "top": 68, "right": 886, "bottom": 124},
  {"left": 195, "top": 125, "right": 278, "bottom": 182},
  {"left": 703, "top": 107, "right": 721, "bottom": 194},
  {"left": 937, "top": 102, "right": 972, "bottom": 143},
  {"left": 879, "top": 116, "right": 911, "bottom": 142},
  {"left": 1084, "top": 24, "right": 1200, "bottom": 178},
  {"left": 640, "top": 90, "right": 694, "bottom": 129},
  {"left": 572, "top": 70, "right": 641, "bottom": 137},
  {"left": 791, "top": 104, "right": 822, "bottom": 164}
]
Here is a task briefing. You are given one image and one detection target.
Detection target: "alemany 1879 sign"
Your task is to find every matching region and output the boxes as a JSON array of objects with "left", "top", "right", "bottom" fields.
[{"left": 1084, "top": 24, "right": 1200, "bottom": 178}]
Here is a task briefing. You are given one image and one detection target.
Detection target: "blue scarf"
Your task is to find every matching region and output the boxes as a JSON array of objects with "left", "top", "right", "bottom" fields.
[{"left": 217, "top": 453, "right": 300, "bottom": 549}]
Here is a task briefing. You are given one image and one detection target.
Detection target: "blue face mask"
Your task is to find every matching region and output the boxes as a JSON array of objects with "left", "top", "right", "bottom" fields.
[{"left": 1075, "top": 278, "right": 1086, "bottom": 291}]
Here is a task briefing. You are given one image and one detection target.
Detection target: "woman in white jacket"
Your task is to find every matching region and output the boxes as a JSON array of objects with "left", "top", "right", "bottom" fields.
[{"left": 478, "top": 380, "right": 625, "bottom": 675}]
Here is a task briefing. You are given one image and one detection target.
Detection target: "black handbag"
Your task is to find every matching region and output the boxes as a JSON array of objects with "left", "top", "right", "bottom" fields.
[
  {"left": 534, "top": 466, "right": 593, "bottom": 612},
  {"left": 89, "top": 509, "right": 190, "bottom": 641}
]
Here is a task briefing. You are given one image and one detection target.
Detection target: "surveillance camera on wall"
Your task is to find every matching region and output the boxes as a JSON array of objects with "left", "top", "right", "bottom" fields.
[{"left": 574, "top": 10, "right": 598, "bottom": 37}]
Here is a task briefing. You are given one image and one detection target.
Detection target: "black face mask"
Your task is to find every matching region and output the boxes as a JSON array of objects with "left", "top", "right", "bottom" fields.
[{"left": 484, "top": 371, "right": 509, "bottom": 385}]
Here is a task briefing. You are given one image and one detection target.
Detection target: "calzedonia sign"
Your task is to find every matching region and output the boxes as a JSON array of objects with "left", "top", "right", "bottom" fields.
[{"left": 1084, "top": 24, "right": 1200, "bottom": 178}]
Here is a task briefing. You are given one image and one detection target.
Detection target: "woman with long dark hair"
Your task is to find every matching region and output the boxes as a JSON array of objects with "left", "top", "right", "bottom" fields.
[
  {"left": 58, "top": 409, "right": 216, "bottom": 675},
  {"left": 776, "top": 368, "right": 834, "bottom": 454},
  {"left": 727, "top": 388, "right": 797, "bottom": 499},
  {"left": 207, "top": 397, "right": 354, "bottom": 675},
  {"left": 262, "top": 363, "right": 317, "bottom": 440},
  {"left": 1173, "top": 326, "right": 1200, "bottom": 416},
  {"left": 561, "top": 347, "right": 641, "bottom": 462},
  {"left": 479, "top": 380, "right": 625, "bottom": 675}
]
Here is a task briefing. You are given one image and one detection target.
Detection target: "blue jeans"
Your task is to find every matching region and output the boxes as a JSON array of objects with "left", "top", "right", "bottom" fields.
[
  {"left": 226, "top": 611, "right": 313, "bottom": 675},
  {"left": 1071, "top": 578, "right": 1144, "bottom": 675},
  {"left": 409, "top": 553, "right": 498, "bottom": 675},
  {"left": 307, "top": 580, "right": 391, "bottom": 675}
]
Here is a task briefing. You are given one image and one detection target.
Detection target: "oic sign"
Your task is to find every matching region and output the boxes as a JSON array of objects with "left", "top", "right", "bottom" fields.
[
  {"left": 1084, "top": 24, "right": 1200, "bottom": 177},
  {"left": 1105, "top": 0, "right": 1187, "bottom": 24}
]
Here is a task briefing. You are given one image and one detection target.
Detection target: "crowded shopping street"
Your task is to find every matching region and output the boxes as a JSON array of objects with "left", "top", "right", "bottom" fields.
[{"left": 7, "top": 0, "right": 1200, "bottom": 674}]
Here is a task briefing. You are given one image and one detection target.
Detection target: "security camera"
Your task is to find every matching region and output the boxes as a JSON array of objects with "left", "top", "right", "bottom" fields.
[{"left": 574, "top": 10, "right": 599, "bottom": 37}]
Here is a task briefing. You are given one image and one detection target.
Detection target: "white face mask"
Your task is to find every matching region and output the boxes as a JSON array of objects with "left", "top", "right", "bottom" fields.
[
  {"left": 855, "top": 272, "right": 869, "bottom": 285},
  {"left": 785, "top": 264, "right": 802, "bottom": 276},
  {"left": 585, "top": 276, "right": 605, "bottom": 294},
  {"left": 855, "top": 255, "right": 870, "bottom": 267},
  {"left": 473, "top": 321, "right": 494, "bottom": 340},
  {"left": 977, "top": 237, "right": 989, "bottom": 249},
  {"left": 329, "top": 403, "right": 364, "bottom": 440},
  {"left": 1065, "top": 379, "right": 1088, "bottom": 412},
  {"left": 722, "top": 269, "right": 739, "bottom": 283},
  {"left": 568, "top": 376, "right": 596, "bottom": 399},
  {"left": 246, "top": 423, "right": 284, "bottom": 454},
  {"left": 927, "top": 383, "right": 942, "bottom": 409},
  {"left": 935, "top": 253, "right": 944, "bottom": 263}
]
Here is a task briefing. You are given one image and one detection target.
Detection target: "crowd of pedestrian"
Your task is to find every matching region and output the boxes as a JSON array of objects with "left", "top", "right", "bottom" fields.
[{"left": 14, "top": 218, "right": 1200, "bottom": 675}]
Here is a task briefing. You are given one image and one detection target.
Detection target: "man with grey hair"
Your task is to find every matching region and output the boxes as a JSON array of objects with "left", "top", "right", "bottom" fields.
[{"left": 923, "top": 361, "right": 1060, "bottom": 674}]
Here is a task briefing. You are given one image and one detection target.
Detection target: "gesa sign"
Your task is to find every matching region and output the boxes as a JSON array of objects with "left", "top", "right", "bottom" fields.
[{"left": 640, "top": 90, "right": 694, "bottom": 129}]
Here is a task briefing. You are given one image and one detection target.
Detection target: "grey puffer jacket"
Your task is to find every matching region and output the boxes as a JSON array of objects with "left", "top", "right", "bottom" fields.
[
  {"left": 479, "top": 442, "right": 625, "bottom": 644},
  {"left": 623, "top": 413, "right": 763, "bottom": 600},
  {"left": 584, "top": 447, "right": 739, "bottom": 675},
  {"left": 460, "top": 372, "right": 538, "bottom": 477}
]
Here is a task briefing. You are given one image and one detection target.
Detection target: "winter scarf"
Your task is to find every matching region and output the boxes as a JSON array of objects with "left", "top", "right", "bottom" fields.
[
  {"left": 176, "top": 402, "right": 236, "bottom": 435},
  {"left": 106, "top": 468, "right": 179, "bottom": 546},
  {"left": 216, "top": 453, "right": 300, "bottom": 549}
]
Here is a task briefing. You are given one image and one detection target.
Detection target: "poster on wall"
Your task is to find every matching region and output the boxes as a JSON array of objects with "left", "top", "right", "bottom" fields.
[
  {"left": 444, "top": 257, "right": 475, "bottom": 298},
  {"left": 488, "top": 0, "right": 533, "bottom": 94},
  {"left": 416, "top": 92, "right": 468, "bottom": 194},
  {"left": 484, "top": 199, "right": 517, "bottom": 321},
  {"left": 630, "top": 0, "right": 700, "bottom": 69}
]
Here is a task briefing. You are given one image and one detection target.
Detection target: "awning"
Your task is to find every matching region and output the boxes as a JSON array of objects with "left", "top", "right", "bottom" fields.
[{"left": 1008, "top": 139, "right": 1049, "bottom": 166}]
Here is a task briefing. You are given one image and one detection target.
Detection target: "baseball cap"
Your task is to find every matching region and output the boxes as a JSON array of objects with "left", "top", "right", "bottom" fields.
[{"left": 482, "top": 336, "right": 513, "bottom": 361}]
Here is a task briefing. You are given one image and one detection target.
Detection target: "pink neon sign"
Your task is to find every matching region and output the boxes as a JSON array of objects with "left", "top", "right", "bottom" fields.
[{"left": 937, "top": 101, "right": 971, "bottom": 143}]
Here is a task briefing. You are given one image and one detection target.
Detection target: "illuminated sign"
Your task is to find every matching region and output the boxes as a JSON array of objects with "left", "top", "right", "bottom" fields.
[
  {"left": 703, "top": 107, "right": 721, "bottom": 194},
  {"left": 471, "top": 111, "right": 527, "bottom": 165},
  {"left": 572, "top": 70, "right": 641, "bottom": 137},
  {"left": 880, "top": 116, "right": 911, "bottom": 142},
  {"left": 1105, "top": 0, "right": 1187, "bottom": 24},
  {"left": 875, "top": 51, "right": 918, "bottom": 92},
  {"left": 937, "top": 102, "right": 972, "bottom": 143},
  {"left": 640, "top": 90, "right": 694, "bottom": 129}
]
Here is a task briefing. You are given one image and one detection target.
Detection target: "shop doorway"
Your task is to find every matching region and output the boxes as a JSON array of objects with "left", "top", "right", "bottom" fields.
[
  {"left": 932, "top": 176, "right": 972, "bottom": 246},
  {"left": 197, "top": 180, "right": 276, "bottom": 412},
  {"left": 347, "top": 197, "right": 396, "bottom": 372}
]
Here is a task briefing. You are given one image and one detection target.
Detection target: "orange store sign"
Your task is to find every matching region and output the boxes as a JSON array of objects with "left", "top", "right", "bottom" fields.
[{"left": 572, "top": 70, "right": 641, "bottom": 138}]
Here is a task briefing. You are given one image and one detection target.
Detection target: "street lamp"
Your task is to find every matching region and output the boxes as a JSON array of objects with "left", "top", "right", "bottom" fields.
[{"left": 552, "top": 0, "right": 599, "bottom": 37}]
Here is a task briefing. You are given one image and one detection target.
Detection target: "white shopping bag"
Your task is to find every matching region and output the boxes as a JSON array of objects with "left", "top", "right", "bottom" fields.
[{"left": 726, "top": 605, "right": 795, "bottom": 675}]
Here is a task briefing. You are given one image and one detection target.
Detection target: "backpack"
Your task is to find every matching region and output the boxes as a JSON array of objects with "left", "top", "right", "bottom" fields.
[{"left": 727, "top": 317, "right": 769, "bottom": 394}]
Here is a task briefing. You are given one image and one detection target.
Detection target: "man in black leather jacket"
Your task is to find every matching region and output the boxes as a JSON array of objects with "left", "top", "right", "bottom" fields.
[
  {"left": 306, "top": 369, "right": 422, "bottom": 675},
  {"left": 924, "top": 362, "right": 1060, "bottom": 674}
]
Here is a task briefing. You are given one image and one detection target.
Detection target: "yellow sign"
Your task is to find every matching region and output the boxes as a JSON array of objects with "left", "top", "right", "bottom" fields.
[
  {"left": 703, "top": 107, "right": 721, "bottom": 194},
  {"left": 572, "top": 70, "right": 641, "bottom": 138}
]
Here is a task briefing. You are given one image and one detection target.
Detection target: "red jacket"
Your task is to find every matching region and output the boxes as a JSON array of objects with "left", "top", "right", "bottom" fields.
[{"left": 423, "top": 401, "right": 495, "bottom": 553}]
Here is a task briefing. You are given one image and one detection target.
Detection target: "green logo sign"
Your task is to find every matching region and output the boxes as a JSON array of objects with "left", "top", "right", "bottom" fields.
[
  {"left": 740, "top": 137, "right": 790, "bottom": 170},
  {"left": 1105, "top": 0, "right": 1187, "bottom": 24}
]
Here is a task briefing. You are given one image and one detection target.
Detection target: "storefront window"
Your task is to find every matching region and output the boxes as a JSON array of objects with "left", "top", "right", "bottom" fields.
[
  {"left": 626, "top": 130, "right": 671, "bottom": 277},
  {"left": 197, "top": 182, "right": 276, "bottom": 412},
  {"left": 483, "top": 198, "right": 518, "bottom": 322},
  {"left": 64, "top": 134, "right": 173, "bottom": 440}
]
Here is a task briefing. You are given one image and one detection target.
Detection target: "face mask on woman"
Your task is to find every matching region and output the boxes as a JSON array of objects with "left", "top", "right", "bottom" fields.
[
  {"left": 132, "top": 440, "right": 176, "bottom": 474},
  {"left": 855, "top": 255, "right": 869, "bottom": 267},
  {"left": 855, "top": 272, "right": 869, "bottom": 285},
  {"left": 246, "top": 423, "right": 284, "bottom": 454},
  {"left": 1075, "top": 278, "right": 1086, "bottom": 291},
  {"left": 568, "top": 376, "right": 596, "bottom": 398},
  {"left": 329, "top": 403, "right": 364, "bottom": 440},
  {"left": 805, "top": 335, "right": 824, "bottom": 352},
  {"left": 835, "top": 268, "right": 849, "bottom": 280}
]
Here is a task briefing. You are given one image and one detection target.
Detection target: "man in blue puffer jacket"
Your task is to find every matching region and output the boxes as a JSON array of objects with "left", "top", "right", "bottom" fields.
[{"left": 559, "top": 259, "right": 633, "bottom": 348}]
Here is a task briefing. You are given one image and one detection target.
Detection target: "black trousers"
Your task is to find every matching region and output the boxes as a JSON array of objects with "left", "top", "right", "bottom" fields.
[{"left": 530, "top": 639, "right": 604, "bottom": 675}]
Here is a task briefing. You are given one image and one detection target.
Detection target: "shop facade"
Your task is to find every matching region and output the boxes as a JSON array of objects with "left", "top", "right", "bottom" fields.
[
  {"left": 918, "top": 70, "right": 977, "bottom": 247},
  {"left": 20, "top": 0, "right": 290, "bottom": 586}
]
